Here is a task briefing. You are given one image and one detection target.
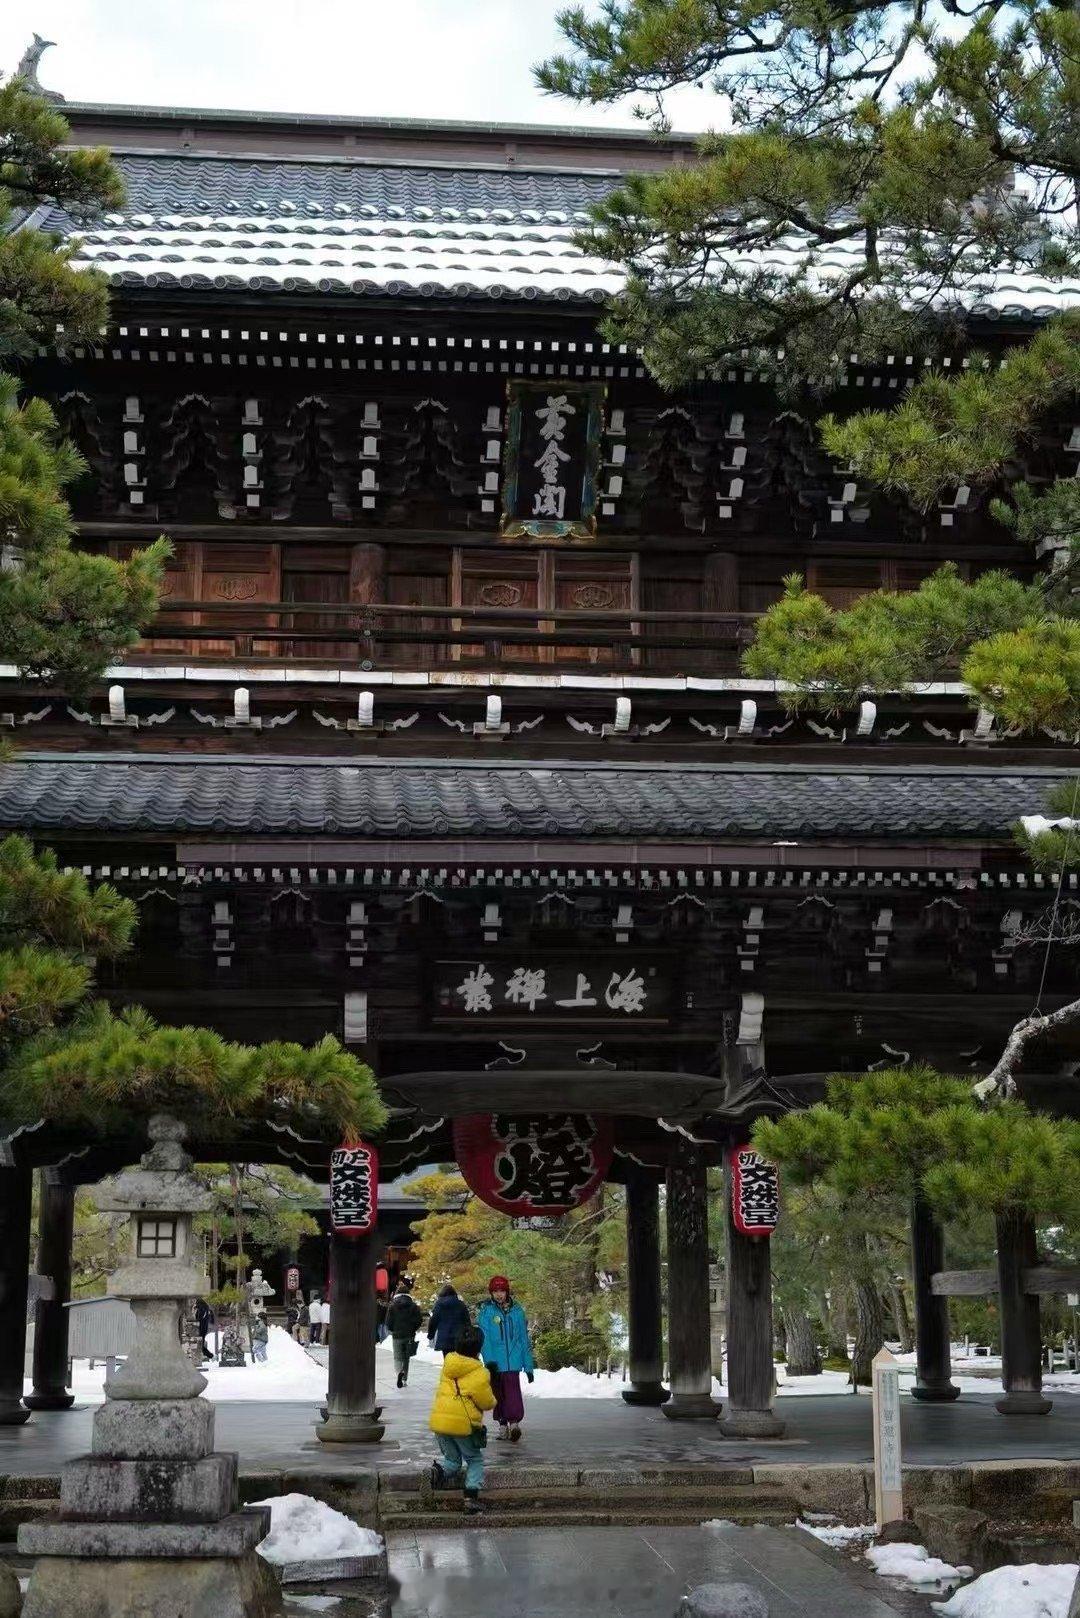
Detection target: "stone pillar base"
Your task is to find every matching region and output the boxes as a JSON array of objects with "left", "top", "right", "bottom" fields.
[
  {"left": 995, "top": 1389, "right": 1053, "bottom": 1415},
  {"left": 622, "top": 1382, "right": 670, "bottom": 1407},
  {"left": 24, "top": 1391, "right": 74, "bottom": 1411},
  {"left": 316, "top": 1411, "right": 385, "bottom": 1444},
  {"left": 911, "top": 1382, "right": 961, "bottom": 1403},
  {"left": 0, "top": 1400, "right": 30, "bottom": 1426},
  {"left": 662, "top": 1393, "right": 719, "bottom": 1421},
  {"left": 21, "top": 1552, "right": 281, "bottom": 1618},
  {"left": 719, "top": 1406, "right": 786, "bottom": 1439}
]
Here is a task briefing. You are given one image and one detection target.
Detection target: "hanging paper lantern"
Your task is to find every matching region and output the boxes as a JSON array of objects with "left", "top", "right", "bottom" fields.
[
  {"left": 729, "top": 1144, "right": 780, "bottom": 1238},
  {"left": 330, "top": 1141, "right": 379, "bottom": 1237},
  {"left": 453, "top": 1113, "right": 613, "bottom": 1217}
]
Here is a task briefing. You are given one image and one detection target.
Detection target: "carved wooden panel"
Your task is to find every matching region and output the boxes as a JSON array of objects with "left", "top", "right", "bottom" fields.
[
  {"left": 456, "top": 550, "right": 541, "bottom": 662},
  {"left": 199, "top": 544, "right": 281, "bottom": 658},
  {"left": 111, "top": 538, "right": 199, "bottom": 658},
  {"left": 551, "top": 553, "right": 633, "bottom": 666}
]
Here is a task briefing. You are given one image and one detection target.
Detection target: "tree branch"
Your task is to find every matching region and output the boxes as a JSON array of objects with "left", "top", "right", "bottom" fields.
[{"left": 974, "top": 996, "right": 1080, "bottom": 1100}]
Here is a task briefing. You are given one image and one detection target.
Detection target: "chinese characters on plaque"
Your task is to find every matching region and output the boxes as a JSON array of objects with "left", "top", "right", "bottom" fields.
[
  {"left": 501, "top": 381, "right": 604, "bottom": 538},
  {"left": 453, "top": 1112, "right": 614, "bottom": 1216},
  {"left": 329, "top": 1142, "right": 379, "bottom": 1237},
  {"left": 729, "top": 1145, "right": 780, "bottom": 1238},
  {"left": 438, "top": 959, "right": 659, "bottom": 1019}
]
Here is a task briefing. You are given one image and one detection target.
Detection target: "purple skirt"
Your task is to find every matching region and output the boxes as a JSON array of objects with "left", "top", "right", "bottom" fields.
[{"left": 491, "top": 1369, "right": 525, "bottom": 1425}]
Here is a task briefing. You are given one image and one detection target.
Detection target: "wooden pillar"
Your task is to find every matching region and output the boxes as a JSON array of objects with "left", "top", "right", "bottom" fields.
[
  {"left": 910, "top": 1194, "right": 959, "bottom": 1403},
  {"left": 25, "top": 1172, "right": 75, "bottom": 1411},
  {"left": 721, "top": 1155, "right": 785, "bottom": 1437},
  {"left": 995, "top": 1210, "right": 1052, "bottom": 1415},
  {"left": 316, "top": 1230, "right": 385, "bottom": 1443},
  {"left": 0, "top": 1167, "right": 32, "bottom": 1424},
  {"left": 662, "top": 1141, "right": 718, "bottom": 1421},
  {"left": 622, "top": 1169, "right": 669, "bottom": 1406},
  {"left": 703, "top": 551, "right": 738, "bottom": 613}
]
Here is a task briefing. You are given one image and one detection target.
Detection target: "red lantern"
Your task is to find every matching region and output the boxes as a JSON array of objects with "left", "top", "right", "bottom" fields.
[
  {"left": 453, "top": 1113, "right": 613, "bottom": 1217},
  {"left": 729, "top": 1144, "right": 780, "bottom": 1238},
  {"left": 374, "top": 1264, "right": 390, "bottom": 1297},
  {"left": 330, "top": 1141, "right": 379, "bottom": 1237},
  {"left": 285, "top": 1265, "right": 300, "bottom": 1294}
]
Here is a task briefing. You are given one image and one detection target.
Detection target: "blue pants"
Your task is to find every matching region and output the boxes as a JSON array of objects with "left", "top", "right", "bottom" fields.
[{"left": 436, "top": 1432, "right": 484, "bottom": 1492}]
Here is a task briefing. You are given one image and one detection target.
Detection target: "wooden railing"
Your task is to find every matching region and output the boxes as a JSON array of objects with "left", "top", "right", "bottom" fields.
[{"left": 136, "top": 600, "right": 757, "bottom": 673}]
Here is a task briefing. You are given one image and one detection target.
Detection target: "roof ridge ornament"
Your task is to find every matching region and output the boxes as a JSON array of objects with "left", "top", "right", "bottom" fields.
[{"left": 15, "top": 34, "right": 65, "bottom": 101}]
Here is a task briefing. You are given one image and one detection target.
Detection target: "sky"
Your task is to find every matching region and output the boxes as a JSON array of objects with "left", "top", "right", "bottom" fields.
[{"left": 0, "top": 1, "right": 717, "bottom": 131}]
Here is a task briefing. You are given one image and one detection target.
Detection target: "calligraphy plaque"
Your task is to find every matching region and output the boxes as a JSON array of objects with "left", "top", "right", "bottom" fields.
[
  {"left": 330, "top": 1141, "right": 379, "bottom": 1237},
  {"left": 729, "top": 1145, "right": 780, "bottom": 1238},
  {"left": 433, "top": 957, "right": 669, "bottom": 1023},
  {"left": 454, "top": 1112, "right": 614, "bottom": 1216},
  {"left": 501, "top": 380, "right": 605, "bottom": 539}
]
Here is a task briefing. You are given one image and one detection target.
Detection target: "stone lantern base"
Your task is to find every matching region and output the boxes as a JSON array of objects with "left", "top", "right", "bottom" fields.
[{"left": 19, "top": 1511, "right": 279, "bottom": 1618}]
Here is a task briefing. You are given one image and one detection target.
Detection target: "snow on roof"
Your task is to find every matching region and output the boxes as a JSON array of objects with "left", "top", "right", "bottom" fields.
[{"left": 40, "top": 151, "right": 1080, "bottom": 314}]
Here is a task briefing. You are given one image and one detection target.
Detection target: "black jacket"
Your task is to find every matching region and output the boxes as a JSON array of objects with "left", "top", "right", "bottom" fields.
[
  {"left": 427, "top": 1292, "right": 471, "bottom": 1353},
  {"left": 385, "top": 1292, "right": 423, "bottom": 1339}
]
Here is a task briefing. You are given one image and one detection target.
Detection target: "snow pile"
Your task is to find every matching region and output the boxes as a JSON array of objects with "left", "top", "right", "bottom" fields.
[
  {"left": 867, "top": 1543, "right": 972, "bottom": 1588},
  {"left": 50, "top": 1324, "right": 329, "bottom": 1406},
  {"left": 797, "top": 1520, "right": 877, "bottom": 1549},
  {"left": 253, "top": 1493, "right": 383, "bottom": 1566},
  {"left": 932, "top": 1564, "right": 1079, "bottom": 1618},
  {"left": 1021, "top": 816, "right": 1079, "bottom": 839}
]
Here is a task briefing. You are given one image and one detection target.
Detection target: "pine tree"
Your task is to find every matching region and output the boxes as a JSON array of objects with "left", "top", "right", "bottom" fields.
[{"left": 0, "top": 71, "right": 167, "bottom": 688}]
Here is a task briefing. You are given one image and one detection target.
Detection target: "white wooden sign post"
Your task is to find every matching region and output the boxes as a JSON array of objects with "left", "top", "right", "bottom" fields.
[{"left": 872, "top": 1347, "right": 904, "bottom": 1529}]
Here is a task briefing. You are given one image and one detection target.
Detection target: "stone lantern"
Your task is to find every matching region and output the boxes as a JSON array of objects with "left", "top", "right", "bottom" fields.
[{"left": 19, "top": 1114, "right": 281, "bottom": 1617}]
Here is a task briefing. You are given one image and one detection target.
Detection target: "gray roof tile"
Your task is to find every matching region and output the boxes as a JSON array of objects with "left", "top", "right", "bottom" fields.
[{"left": 0, "top": 757, "right": 1061, "bottom": 842}]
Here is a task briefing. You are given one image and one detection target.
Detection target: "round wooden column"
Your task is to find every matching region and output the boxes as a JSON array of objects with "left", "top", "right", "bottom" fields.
[
  {"left": 995, "top": 1210, "right": 1052, "bottom": 1415},
  {"left": 720, "top": 1155, "right": 785, "bottom": 1438},
  {"left": 910, "top": 1194, "right": 959, "bottom": 1403},
  {"left": 0, "top": 1167, "right": 32, "bottom": 1424},
  {"left": 662, "top": 1141, "right": 719, "bottom": 1421},
  {"left": 622, "top": 1169, "right": 669, "bottom": 1406},
  {"left": 25, "top": 1172, "right": 75, "bottom": 1410},
  {"left": 316, "top": 1230, "right": 385, "bottom": 1443}
]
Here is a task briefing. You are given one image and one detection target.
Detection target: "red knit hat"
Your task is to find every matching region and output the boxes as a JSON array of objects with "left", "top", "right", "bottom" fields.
[{"left": 488, "top": 1275, "right": 510, "bottom": 1294}]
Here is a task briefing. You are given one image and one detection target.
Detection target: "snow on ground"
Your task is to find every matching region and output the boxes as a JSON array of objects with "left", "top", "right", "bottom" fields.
[
  {"left": 866, "top": 1543, "right": 972, "bottom": 1590},
  {"left": 44, "top": 1325, "right": 329, "bottom": 1405},
  {"left": 251, "top": 1492, "right": 383, "bottom": 1565},
  {"left": 796, "top": 1521, "right": 877, "bottom": 1549},
  {"left": 932, "top": 1565, "right": 1079, "bottom": 1618}
]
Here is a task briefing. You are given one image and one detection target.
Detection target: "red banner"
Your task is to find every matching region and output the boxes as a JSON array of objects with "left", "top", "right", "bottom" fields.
[
  {"left": 729, "top": 1145, "right": 780, "bottom": 1238},
  {"left": 330, "top": 1141, "right": 379, "bottom": 1236},
  {"left": 453, "top": 1113, "right": 613, "bottom": 1216}
]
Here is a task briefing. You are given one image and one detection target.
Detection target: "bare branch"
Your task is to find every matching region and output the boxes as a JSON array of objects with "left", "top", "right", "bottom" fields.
[{"left": 974, "top": 995, "right": 1080, "bottom": 1100}]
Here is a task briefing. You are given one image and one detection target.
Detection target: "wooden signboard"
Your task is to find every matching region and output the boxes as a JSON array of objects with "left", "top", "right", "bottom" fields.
[
  {"left": 329, "top": 1142, "right": 378, "bottom": 1238},
  {"left": 501, "top": 381, "right": 605, "bottom": 539},
  {"left": 433, "top": 957, "right": 668, "bottom": 1023}
]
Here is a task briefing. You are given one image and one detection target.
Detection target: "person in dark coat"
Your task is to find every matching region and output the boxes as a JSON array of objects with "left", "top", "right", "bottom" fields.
[
  {"left": 195, "top": 1298, "right": 215, "bottom": 1360},
  {"left": 385, "top": 1282, "right": 424, "bottom": 1388},
  {"left": 427, "top": 1284, "right": 471, "bottom": 1357}
]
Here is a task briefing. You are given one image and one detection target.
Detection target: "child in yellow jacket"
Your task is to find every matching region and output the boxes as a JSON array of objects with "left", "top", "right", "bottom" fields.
[{"left": 429, "top": 1325, "right": 496, "bottom": 1514}]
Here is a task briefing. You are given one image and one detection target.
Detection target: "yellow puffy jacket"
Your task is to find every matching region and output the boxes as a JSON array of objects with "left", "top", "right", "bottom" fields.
[{"left": 429, "top": 1352, "right": 496, "bottom": 1437}]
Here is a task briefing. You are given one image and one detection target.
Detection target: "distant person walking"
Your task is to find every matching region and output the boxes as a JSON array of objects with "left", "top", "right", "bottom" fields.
[
  {"left": 321, "top": 1296, "right": 331, "bottom": 1347},
  {"left": 386, "top": 1281, "right": 424, "bottom": 1388},
  {"left": 309, "top": 1294, "right": 324, "bottom": 1346},
  {"left": 477, "top": 1276, "right": 535, "bottom": 1442},
  {"left": 427, "top": 1284, "right": 471, "bottom": 1358},
  {"left": 195, "top": 1298, "right": 215, "bottom": 1361},
  {"left": 428, "top": 1325, "right": 496, "bottom": 1515},
  {"left": 296, "top": 1299, "right": 310, "bottom": 1345},
  {"left": 250, "top": 1313, "right": 268, "bottom": 1363}
]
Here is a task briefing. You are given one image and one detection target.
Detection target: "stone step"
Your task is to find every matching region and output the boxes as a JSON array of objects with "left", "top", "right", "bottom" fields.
[
  {"left": 379, "top": 1465, "right": 757, "bottom": 1493},
  {"left": 387, "top": 1505, "right": 797, "bottom": 1532},
  {"left": 382, "top": 1483, "right": 795, "bottom": 1514}
]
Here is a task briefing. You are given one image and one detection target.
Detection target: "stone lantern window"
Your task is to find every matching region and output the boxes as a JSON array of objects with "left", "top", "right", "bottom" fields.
[{"left": 137, "top": 1217, "right": 178, "bottom": 1259}]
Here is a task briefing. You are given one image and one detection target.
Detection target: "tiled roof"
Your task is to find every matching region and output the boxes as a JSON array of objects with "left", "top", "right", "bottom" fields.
[
  {"left": 38, "top": 151, "right": 1080, "bottom": 314},
  {"left": 0, "top": 756, "right": 1061, "bottom": 840}
]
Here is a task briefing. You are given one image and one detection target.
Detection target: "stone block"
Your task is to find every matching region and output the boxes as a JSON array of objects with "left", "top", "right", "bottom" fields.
[
  {"left": 913, "top": 1504, "right": 987, "bottom": 1569},
  {"left": 879, "top": 1519, "right": 923, "bottom": 1544},
  {"left": 280, "top": 1472, "right": 379, "bottom": 1516},
  {"left": 92, "top": 1398, "right": 214, "bottom": 1461},
  {"left": 19, "top": 1506, "right": 269, "bottom": 1560},
  {"left": 0, "top": 1562, "right": 20, "bottom": 1618},
  {"left": 751, "top": 1465, "right": 871, "bottom": 1522},
  {"left": 20, "top": 1550, "right": 281, "bottom": 1618},
  {"left": 677, "top": 1583, "right": 769, "bottom": 1618},
  {"left": 969, "top": 1461, "right": 1080, "bottom": 1517},
  {"left": 905, "top": 1467, "right": 973, "bottom": 1509},
  {"left": 60, "top": 1453, "right": 237, "bottom": 1523},
  {"left": 484, "top": 1468, "right": 578, "bottom": 1491}
]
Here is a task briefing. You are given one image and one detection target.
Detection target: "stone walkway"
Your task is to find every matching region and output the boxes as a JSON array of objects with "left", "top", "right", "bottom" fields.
[{"left": 381, "top": 1524, "right": 927, "bottom": 1618}]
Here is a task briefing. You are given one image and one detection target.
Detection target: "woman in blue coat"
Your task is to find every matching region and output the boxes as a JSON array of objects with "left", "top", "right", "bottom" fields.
[
  {"left": 477, "top": 1275, "right": 535, "bottom": 1441},
  {"left": 427, "top": 1284, "right": 471, "bottom": 1356}
]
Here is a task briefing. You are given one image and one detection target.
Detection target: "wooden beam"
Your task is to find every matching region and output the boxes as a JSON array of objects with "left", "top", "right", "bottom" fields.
[
  {"left": 931, "top": 1269, "right": 997, "bottom": 1296},
  {"left": 1022, "top": 1266, "right": 1080, "bottom": 1295}
]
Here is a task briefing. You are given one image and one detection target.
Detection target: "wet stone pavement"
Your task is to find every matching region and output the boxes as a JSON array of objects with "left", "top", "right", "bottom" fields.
[{"left": 377, "top": 1524, "right": 928, "bottom": 1618}]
